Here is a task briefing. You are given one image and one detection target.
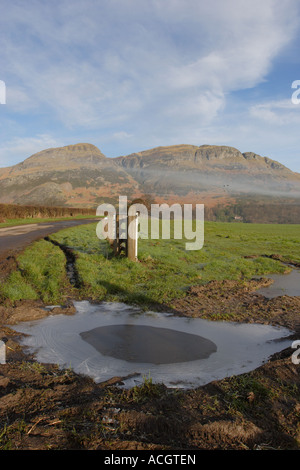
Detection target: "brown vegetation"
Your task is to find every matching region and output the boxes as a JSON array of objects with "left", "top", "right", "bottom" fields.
[
  {"left": 0, "top": 203, "right": 95, "bottom": 223},
  {"left": 204, "top": 200, "right": 300, "bottom": 224}
]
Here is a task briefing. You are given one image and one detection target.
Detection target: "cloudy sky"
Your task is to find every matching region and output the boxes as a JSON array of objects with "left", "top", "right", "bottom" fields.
[{"left": 0, "top": 0, "right": 300, "bottom": 171}]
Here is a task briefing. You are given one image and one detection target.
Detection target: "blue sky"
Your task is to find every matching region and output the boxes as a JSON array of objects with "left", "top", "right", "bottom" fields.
[{"left": 0, "top": 0, "right": 300, "bottom": 171}]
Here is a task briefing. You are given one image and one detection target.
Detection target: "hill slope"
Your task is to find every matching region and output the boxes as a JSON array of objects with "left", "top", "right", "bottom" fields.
[
  {"left": 0, "top": 143, "right": 299, "bottom": 215},
  {"left": 0, "top": 143, "right": 140, "bottom": 206},
  {"left": 114, "top": 144, "right": 300, "bottom": 203}
]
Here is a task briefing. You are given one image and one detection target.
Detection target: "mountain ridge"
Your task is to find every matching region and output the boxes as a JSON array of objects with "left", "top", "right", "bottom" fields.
[
  {"left": 0, "top": 143, "right": 299, "bottom": 208},
  {"left": 114, "top": 144, "right": 296, "bottom": 174}
]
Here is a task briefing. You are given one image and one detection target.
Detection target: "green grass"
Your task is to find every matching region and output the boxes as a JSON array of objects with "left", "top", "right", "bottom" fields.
[
  {"left": 129, "top": 374, "right": 166, "bottom": 403},
  {"left": 0, "top": 239, "right": 67, "bottom": 303},
  {"left": 221, "top": 374, "right": 271, "bottom": 413},
  {"left": 48, "top": 220, "right": 300, "bottom": 307},
  {"left": 0, "top": 214, "right": 98, "bottom": 228},
  {"left": 2, "top": 220, "right": 300, "bottom": 307}
]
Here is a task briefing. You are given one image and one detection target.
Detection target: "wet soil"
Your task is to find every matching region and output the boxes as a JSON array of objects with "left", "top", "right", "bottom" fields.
[
  {"left": 171, "top": 277, "right": 300, "bottom": 334},
  {"left": 0, "top": 253, "right": 299, "bottom": 450}
]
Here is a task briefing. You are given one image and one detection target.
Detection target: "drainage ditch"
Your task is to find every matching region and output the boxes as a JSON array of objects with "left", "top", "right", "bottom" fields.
[{"left": 44, "top": 236, "right": 81, "bottom": 289}]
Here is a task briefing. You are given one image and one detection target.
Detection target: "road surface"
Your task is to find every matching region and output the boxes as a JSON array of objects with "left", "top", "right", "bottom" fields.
[{"left": 0, "top": 218, "right": 98, "bottom": 257}]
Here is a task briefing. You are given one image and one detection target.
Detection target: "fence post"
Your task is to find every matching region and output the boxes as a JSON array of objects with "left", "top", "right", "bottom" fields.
[{"left": 127, "top": 211, "right": 138, "bottom": 261}]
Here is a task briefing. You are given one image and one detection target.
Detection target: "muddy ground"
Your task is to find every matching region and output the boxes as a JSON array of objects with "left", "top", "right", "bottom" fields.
[{"left": 0, "top": 252, "right": 299, "bottom": 451}]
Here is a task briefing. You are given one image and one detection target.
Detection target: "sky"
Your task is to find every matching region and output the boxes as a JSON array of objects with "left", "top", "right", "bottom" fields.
[{"left": 0, "top": 0, "right": 300, "bottom": 171}]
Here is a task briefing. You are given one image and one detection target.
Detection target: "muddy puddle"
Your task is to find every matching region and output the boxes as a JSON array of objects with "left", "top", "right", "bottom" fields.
[
  {"left": 256, "top": 269, "right": 300, "bottom": 299},
  {"left": 10, "top": 301, "right": 292, "bottom": 389}
]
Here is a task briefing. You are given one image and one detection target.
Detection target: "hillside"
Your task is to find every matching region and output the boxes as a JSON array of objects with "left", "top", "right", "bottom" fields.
[
  {"left": 0, "top": 143, "right": 140, "bottom": 207},
  {"left": 114, "top": 144, "right": 300, "bottom": 203},
  {"left": 0, "top": 143, "right": 299, "bottom": 223}
]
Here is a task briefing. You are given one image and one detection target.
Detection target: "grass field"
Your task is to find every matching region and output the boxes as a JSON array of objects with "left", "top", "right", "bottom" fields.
[{"left": 1, "top": 220, "right": 299, "bottom": 308}]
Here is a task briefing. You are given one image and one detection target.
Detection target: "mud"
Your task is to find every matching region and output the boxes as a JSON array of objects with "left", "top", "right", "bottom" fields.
[
  {"left": 171, "top": 277, "right": 300, "bottom": 334},
  {"left": 0, "top": 256, "right": 299, "bottom": 450}
]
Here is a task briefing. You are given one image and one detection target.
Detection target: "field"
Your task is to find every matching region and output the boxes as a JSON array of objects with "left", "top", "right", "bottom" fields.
[
  {"left": 0, "top": 220, "right": 299, "bottom": 450},
  {"left": 1, "top": 220, "right": 299, "bottom": 310}
]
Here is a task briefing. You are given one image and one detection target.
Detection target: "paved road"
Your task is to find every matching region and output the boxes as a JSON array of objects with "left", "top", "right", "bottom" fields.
[{"left": 0, "top": 219, "right": 98, "bottom": 256}]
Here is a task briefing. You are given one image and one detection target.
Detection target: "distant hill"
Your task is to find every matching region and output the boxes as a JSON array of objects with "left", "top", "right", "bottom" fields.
[
  {"left": 0, "top": 143, "right": 140, "bottom": 207},
  {"left": 0, "top": 142, "right": 299, "bottom": 222},
  {"left": 114, "top": 144, "right": 300, "bottom": 203}
]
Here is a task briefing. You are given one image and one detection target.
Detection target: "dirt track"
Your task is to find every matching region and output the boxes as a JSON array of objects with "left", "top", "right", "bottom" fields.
[{"left": 0, "top": 219, "right": 97, "bottom": 257}]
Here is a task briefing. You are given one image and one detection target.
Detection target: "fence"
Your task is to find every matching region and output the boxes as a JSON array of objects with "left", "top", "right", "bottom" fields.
[{"left": 104, "top": 211, "right": 139, "bottom": 261}]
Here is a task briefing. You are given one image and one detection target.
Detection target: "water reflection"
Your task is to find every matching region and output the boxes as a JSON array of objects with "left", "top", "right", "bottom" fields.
[
  {"left": 256, "top": 269, "right": 300, "bottom": 299},
  {"left": 80, "top": 324, "right": 217, "bottom": 364}
]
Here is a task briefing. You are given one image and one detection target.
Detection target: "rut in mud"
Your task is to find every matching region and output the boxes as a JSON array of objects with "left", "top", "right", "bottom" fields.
[
  {"left": 0, "top": 254, "right": 18, "bottom": 283},
  {"left": 44, "top": 236, "right": 81, "bottom": 289}
]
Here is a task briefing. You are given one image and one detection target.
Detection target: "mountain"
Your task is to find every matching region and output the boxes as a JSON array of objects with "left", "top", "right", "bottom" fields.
[
  {"left": 0, "top": 143, "right": 140, "bottom": 207},
  {"left": 0, "top": 143, "right": 299, "bottom": 215},
  {"left": 113, "top": 144, "right": 300, "bottom": 204}
]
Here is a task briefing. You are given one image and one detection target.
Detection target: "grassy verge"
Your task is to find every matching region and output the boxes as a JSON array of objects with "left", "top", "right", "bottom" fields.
[
  {"left": 1, "top": 220, "right": 300, "bottom": 307},
  {"left": 0, "top": 214, "right": 98, "bottom": 229},
  {"left": 0, "top": 239, "right": 67, "bottom": 303}
]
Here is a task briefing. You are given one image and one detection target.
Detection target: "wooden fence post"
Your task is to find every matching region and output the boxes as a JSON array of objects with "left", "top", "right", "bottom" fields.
[
  {"left": 105, "top": 207, "right": 138, "bottom": 261},
  {"left": 127, "top": 211, "right": 138, "bottom": 261}
]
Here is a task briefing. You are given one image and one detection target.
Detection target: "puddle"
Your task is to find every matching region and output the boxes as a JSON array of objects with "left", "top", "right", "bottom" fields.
[
  {"left": 256, "top": 269, "right": 300, "bottom": 299},
  {"left": 11, "top": 301, "right": 292, "bottom": 389},
  {"left": 80, "top": 325, "right": 217, "bottom": 364}
]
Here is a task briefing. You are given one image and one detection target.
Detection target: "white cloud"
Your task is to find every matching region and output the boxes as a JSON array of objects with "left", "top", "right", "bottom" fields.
[
  {"left": 0, "top": 135, "right": 64, "bottom": 167},
  {"left": 111, "top": 131, "right": 133, "bottom": 140},
  {"left": 0, "top": 0, "right": 298, "bottom": 128},
  {"left": 5, "top": 86, "right": 36, "bottom": 112},
  {"left": 249, "top": 99, "right": 300, "bottom": 125},
  {"left": 0, "top": 0, "right": 299, "bottom": 170}
]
